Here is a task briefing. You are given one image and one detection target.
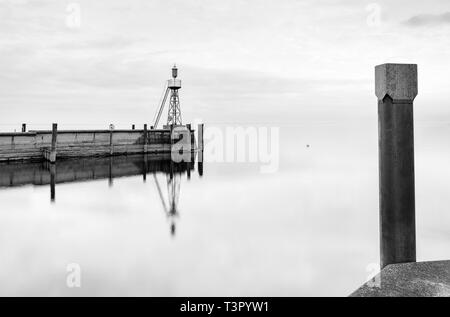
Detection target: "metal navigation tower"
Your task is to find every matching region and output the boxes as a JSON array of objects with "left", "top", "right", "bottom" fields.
[
  {"left": 153, "top": 65, "right": 183, "bottom": 128},
  {"left": 167, "top": 65, "right": 182, "bottom": 126}
]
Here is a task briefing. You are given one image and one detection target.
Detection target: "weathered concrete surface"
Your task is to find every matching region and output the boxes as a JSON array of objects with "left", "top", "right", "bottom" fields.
[
  {"left": 0, "top": 128, "right": 197, "bottom": 162},
  {"left": 376, "top": 63, "right": 418, "bottom": 268},
  {"left": 378, "top": 95, "right": 416, "bottom": 268},
  {"left": 350, "top": 261, "right": 450, "bottom": 297},
  {"left": 375, "top": 63, "right": 418, "bottom": 102}
]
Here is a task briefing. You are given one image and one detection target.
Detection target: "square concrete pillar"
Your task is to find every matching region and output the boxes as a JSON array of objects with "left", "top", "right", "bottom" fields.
[{"left": 376, "top": 63, "right": 418, "bottom": 269}]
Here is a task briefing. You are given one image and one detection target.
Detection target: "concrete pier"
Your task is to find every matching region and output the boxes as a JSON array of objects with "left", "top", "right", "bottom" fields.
[
  {"left": 0, "top": 125, "right": 201, "bottom": 163},
  {"left": 351, "top": 261, "right": 450, "bottom": 297},
  {"left": 376, "top": 64, "right": 418, "bottom": 269}
]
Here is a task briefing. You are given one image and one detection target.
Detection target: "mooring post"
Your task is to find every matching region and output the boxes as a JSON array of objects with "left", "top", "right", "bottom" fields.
[
  {"left": 376, "top": 63, "right": 418, "bottom": 269},
  {"left": 22, "top": 123, "right": 26, "bottom": 133},
  {"left": 108, "top": 157, "right": 113, "bottom": 187},
  {"left": 186, "top": 124, "right": 193, "bottom": 153},
  {"left": 143, "top": 153, "right": 148, "bottom": 182},
  {"left": 198, "top": 150, "right": 203, "bottom": 177},
  {"left": 198, "top": 123, "right": 204, "bottom": 153},
  {"left": 109, "top": 124, "right": 114, "bottom": 155},
  {"left": 132, "top": 124, "right": 135, "bottom": 130},
  {"left": 50, "top": 163, "right": 56, "bottom": 202},
  {"left": 197, "top": 123, "right": 204, "bottom": 175},
  {"left": 50, "top": 123, "right": 57, "bottom": 163},
  {"left": 144, "top": 124, "right": 148, "bottom": 153}
]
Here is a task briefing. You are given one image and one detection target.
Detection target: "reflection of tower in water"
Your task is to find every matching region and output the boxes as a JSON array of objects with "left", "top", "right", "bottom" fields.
[
  {"left": 153, "top": 160, "right": 189, "bottom": 237},
  {"left": 153, "top": 173, "right": 180, "bottom": 235},
  {"left": 167, "top": 168, "right": 180, "bottom": 236}
]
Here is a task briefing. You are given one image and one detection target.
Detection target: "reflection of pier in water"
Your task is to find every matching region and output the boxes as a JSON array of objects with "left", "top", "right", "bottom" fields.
[{"left": 0, "top": 153, "right": 204, "bottom": 235}]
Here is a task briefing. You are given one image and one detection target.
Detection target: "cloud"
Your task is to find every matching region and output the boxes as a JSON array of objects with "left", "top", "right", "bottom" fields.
[
  {"left": 53, "top": 36, "right": 141, "bottom": 51},
  {"left": 403, "top": 12, "right": 450, "bottom": 27}
]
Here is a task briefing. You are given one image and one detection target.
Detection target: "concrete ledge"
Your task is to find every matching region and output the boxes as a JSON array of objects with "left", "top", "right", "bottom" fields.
[
  {"left": 30, "top": 129, "right": 170, "bottom": 134},
  {"left": 0, "top": 132, "right": 38, "bottom": 136},
  {"left": 350, "top": 261, "right": 450, "bottom": 297}
]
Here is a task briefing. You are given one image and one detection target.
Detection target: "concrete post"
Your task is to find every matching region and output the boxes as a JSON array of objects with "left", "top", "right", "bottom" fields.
[
  {"left": 376, "top": 63, "right": 418, "bottom": 269},
  {"left": 22, "top": 124, "right": 26, "bottom": 133},
  {"left": 50, "top": 123, "right": 57, "bottom": 163},
  {"left": 144, "top": 124, "right": 148, "bottom": 153}
]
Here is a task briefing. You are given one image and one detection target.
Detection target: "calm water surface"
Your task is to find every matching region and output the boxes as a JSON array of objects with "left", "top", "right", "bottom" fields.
[{"left": 0, "top": 123, "right": 449, "bottom": 296}]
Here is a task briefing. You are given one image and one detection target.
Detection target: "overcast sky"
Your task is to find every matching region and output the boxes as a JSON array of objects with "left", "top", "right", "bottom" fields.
[{"left": 1, "top": 0, "right": 450, "bottom": 129}]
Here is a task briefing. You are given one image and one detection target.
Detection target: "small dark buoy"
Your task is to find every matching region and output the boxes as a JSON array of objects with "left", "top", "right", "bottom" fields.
[{"left": 306, "top": 144, "right": 310, "bottom": 148}]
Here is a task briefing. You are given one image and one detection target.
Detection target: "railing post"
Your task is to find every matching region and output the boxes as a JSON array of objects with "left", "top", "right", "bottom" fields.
[
  {"left": 376, "top": 63, "right": 418, "bottom": 269},
  {"left": 50, "top": 123, "right": 57, "bottom": 163}
]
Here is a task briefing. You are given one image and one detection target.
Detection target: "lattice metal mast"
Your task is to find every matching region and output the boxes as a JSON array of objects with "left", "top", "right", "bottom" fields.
[
  {"left": 167, "top": 65, "right": 182, "bottom": 126},
  {"left": 153, "top": 65, "right": 183, "bottom": 129}
]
